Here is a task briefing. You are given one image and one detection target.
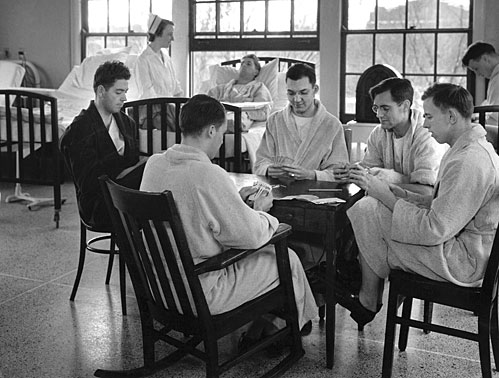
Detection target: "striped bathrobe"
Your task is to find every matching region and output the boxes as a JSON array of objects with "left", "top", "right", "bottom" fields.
[
  {"left": 140, "top": 144, "right": 317, "bottom": 327},
  {"left": 348, "top": 125, "right": 499, "bottom": 286}
]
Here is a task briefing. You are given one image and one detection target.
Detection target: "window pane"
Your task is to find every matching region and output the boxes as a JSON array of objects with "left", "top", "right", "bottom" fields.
[
  {"left": 408, "top": 0, "right": 436, "bottom": 28},
  {"left": 86, "top": 37, "right": 105, "bottom": 56},
  {"left": 437, "top": 75, "right": 466, "bottom": 86},
  {"left": 405, "top": 75, "right": 435, "bottom": 110},
  {"left": 294, "top": 0, "right": 317, "bottom": 32},
  {"left": 244, "top": 2, "right": 265, "bottom": 32},
  {"left": 439, "top": 0, "right": 470, "bottom": 28},
  {"left": 196, "top": 3, "right": 216, "bottom": 32},
  {"left": 437, "top": 33, "right": 467, "bottom": 75},
  {"left": 220, "top": 2, "right": 240, "bottom": 33},
  {"left": 375, "top": 34, "right": 403, "bottom": 72},
  {"left": 346, "top": 34, "right": 373, "bottom": 73},
  {"left": 268, "top": 0, "right": 291, "bottom": 32},
  {"left": 378, "top": 0, "right": 406, "bottom": 30},
  {"left": 109, "top": 0, "right": 128, "bottom": 33},
  {"left": 130, "top": 0, "right": 149, "bottom": 33},
  {"left": 128, "top": 36, "right": 147, "bottom": 55},
  {"left": 406, "top": 33, "right": 434, "bottom": 74},
  {"left": 345, "top": 74, "right": 361, "bottom": 114},
  {"left": 347, "top": 0, "right": 375, "bottom": 30},
  {"left": 88, "top": 0, "right": 107, "bottom": 33},
  {"left": 107, "top": 36, "right": 126, "bottom": 50},
  {"left": 152, "top": 0, "right": 173, "bottom": 20}
]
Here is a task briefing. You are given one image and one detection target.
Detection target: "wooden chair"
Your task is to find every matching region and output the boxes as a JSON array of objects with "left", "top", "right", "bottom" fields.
[
  {"left": 382, "top": 228, "right": 499, "bottom": 378},
  {"left": 59, "top": 140, "right": 127, "bottom": 315},
  {"left": 474, "top": 105, "right": 499, "bottom": 152},
  {"left": 95, "top": 176, "right": 304, "bottom": 378}
]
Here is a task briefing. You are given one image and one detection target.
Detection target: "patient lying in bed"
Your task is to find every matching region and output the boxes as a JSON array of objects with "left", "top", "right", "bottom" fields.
[{"left": 207, "top": 54, "right": 273, "bottom": 132}]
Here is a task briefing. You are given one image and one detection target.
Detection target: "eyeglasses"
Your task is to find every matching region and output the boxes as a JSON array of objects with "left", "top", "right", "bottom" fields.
[{"left": 372, "top": 103, "right": 403, "bottom": 114}]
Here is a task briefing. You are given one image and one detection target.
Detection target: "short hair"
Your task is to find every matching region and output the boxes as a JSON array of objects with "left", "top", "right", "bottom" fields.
[
  {"left": 462, "top": 41, "right": 496, "bottom": 66},
  {"left": 93, "top": 60, "right": 131, "bottom": 92},
  {"left": 241, "top": 54, "right": 261, "bottom": 76},
  {"left": 180, "top": 94, "right": 226, "bottom": 136},
  {"left": 421, "top": 83, "right": 474, "bottom": 120},
  {"left": 286, "top": 63, "right": 316, "bottom": 86},
  {"left": 148, "top": 19, "right": 174, "bottom": 42},
  {"left": 369, "top": 77, "right": 414, "bottom": 105}
]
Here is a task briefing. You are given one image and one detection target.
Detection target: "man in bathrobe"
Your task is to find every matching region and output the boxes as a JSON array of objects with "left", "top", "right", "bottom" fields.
[
  {"left": 349, "top": 77, "right": 445, "bottom": 187},
  {"left": 140, "top": 94, "right": 317, "bottom": 340},
  {"left": 60, "top": 61, "right": 141, "bottom": 229},
  {"left": 254, "top": 63, "right": 349, "bottom": 181},
  {"left": 342, "top": 83, "right": 499, "bottom": 328}
]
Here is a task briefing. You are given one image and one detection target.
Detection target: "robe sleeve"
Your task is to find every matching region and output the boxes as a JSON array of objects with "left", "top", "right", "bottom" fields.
[
  {"left": 391, "top": 150, "right": 495, "bottom": 245},
  {"left": 409, "top": 128, "right": 444, "bottom": 185},
  {"left": 196, "top": 169, "right": 279, "bottom": 249}
]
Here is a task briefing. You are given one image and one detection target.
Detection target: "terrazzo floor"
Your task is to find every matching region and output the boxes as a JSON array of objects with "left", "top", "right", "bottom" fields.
[{"left": 1, "top": 181, "right": 498, "bottom": 378}]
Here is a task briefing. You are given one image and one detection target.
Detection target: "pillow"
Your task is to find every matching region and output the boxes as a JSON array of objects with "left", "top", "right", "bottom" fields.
[
  {"left": 0, "top": 60, "right": 25, "bottom": 87},
  {"left": 210, "top": 59, "right": 279, "bottom": 100},
  {"left": 274, "top": 71, "right": 289, "bottom": 111},
  {"left": 73, "top": 49, "right": 131, "bottom": 90}
]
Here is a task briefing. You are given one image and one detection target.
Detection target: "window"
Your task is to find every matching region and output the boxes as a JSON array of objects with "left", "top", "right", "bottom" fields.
[
  {"left": 190, "top": 0, "right": 320, "bottom": 94},
  {"left": 340, "top": 0, "right": 473, "bottom": 122},
  {"left": 81, "top": 0, "right": 172, "bottom": 57}
]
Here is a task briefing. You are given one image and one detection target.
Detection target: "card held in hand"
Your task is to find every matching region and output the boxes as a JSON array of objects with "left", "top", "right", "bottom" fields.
[{"left": 248, "top": 181, "right": 272, "bottom": 201}]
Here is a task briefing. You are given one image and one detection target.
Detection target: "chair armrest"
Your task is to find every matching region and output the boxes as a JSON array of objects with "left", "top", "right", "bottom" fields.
[{"left": 193, "top": 223, "right": 292, "bottom": 275}]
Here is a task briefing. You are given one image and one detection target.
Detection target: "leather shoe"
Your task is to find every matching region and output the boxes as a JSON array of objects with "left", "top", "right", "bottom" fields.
[{"left": 336, "top": 290, "right": 377, "bottom": 327}]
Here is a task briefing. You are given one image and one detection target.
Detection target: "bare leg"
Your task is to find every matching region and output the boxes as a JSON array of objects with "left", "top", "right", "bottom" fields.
[{"left": 358, "top": 254, "right": 383, "bottom": 313}]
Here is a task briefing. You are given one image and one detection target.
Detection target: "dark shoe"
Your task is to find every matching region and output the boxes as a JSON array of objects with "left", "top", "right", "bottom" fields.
[
  {"left": 237, "top": 332, "right": 258, "bottom": 354},
  {"left": 300, "top": 320, "right": 312, "bottom": 336},
  {"left": 336, "top": 290, "right": 377, "bottom": 327}
]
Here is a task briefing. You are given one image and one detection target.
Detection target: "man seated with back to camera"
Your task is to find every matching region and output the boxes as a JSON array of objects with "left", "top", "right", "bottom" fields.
[
  {"left": 207, "top": 54, "right": 273, "bottom": 132},
  {"left": 60, "top": 60, "right": 144, "bottom": 229},
  {"left": 139, "top": 94, "right": 317, "bottom": 351},
  {"left": 341, "top": 83, "right": 499, "bottom": 328}
]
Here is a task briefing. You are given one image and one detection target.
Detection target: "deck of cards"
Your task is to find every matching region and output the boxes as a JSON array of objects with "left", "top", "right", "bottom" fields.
[{"left": 248, "top": 181, "right": 272, "bottom": 201}]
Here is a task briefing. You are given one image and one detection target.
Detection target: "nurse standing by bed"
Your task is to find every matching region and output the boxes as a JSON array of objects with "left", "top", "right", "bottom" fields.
[{"left": 135, "top": 14, "right": 184, "bottom": 99}]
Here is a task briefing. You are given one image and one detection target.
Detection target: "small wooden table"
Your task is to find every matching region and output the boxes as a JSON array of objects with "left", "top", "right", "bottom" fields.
[{"left": 230, "top": 173, "right": 363, "bottom": 368}]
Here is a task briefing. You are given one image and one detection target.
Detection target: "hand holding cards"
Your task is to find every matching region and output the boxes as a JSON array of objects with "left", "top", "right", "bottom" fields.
[{"left": 248, "top": 181, "right": 272, "bottom": 201}]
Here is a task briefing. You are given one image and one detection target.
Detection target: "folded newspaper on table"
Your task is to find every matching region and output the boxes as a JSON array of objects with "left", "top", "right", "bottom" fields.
[{"left": 277, "top": 194, "right": 346, "bottom": 204}]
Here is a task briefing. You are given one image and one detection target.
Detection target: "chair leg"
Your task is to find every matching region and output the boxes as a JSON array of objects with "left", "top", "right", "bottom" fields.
[
  {"left": 382, "top": 289, "right": 399, "bottom": 378},
  {"left": 423, "top": 300, "right": 433, "bottom": 334},
  {"left": 105, "top": 235, "right": 115, "bottom": 285},
  {"left": 490, "top": 297, "right": 499, "bottom": 370},
  {"left": 119, "top": 244, "right": 127, "bottom": 316},
  {"left": 70, "top": 222, "right": 87, "bottom": 301},
  {"left": 319, "top": 305, "right": 325, "bottom": 321},
  {"left": 478, "top": 311, "right": 493, "bottom": 378},
  {"left": 398, "top": 297, "right": 413, "bottom": 352}
]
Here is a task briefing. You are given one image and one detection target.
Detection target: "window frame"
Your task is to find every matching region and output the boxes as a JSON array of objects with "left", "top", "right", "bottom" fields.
[
  {"left": 340, "top": 0, "right": 474, "bottom": 123},
  {"left": 80, "top": 0, "right": 154, "bottom": 58},
  {"left": 189, "top": 0, "right": 320, "bottom": 52}
]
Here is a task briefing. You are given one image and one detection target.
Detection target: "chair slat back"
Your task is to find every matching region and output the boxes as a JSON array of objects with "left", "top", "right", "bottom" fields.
[{"left": 100, "top": 176, "right": 209, "bottom": 320}]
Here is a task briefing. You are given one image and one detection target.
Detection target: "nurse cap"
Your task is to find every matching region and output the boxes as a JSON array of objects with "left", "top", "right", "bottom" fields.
[{"left": 148, "top": 13, "right": 163, "bottom": 34}]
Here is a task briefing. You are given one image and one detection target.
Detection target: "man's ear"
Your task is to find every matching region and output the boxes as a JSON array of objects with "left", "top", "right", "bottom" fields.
[
  {"left": 313, "top": 84, "right": 319, "bottom": 95},
  {"left": 207, "top": 124, "right": 216, "bottom": 138},
  {"left": 448, "top": 108, "right": 458, "bottom": 124}
]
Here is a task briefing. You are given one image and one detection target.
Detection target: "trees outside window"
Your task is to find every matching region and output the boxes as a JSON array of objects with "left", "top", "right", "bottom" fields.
[{"left": 341, "top": 0, "right": 472, "bottom": 122}]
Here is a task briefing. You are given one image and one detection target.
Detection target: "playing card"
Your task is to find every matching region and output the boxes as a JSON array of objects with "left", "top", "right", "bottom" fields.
[{"left": 248, "top": 181, "right": 272, "bottom": 201}]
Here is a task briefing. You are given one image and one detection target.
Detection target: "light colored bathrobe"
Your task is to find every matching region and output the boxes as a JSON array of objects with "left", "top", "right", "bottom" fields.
[
  {"left": 348, "top": 125, "right": 499, "bottom": 286},
  {"left": 254, "top": 100, "right": 349, "bottom": 181},
  {"left": 362, "top": 109, "right": 445, "bottom": 185},
  {"left": 140, "top": 144, "right": 317, "bottom": 326},
  {"left": 207, "top": 79, "right": 273, "bottom": 124}
]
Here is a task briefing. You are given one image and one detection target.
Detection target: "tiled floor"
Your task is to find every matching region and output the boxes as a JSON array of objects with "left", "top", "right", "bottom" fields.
[{"left": 1, "top": 181, "right": 498, "bottom": 378}]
